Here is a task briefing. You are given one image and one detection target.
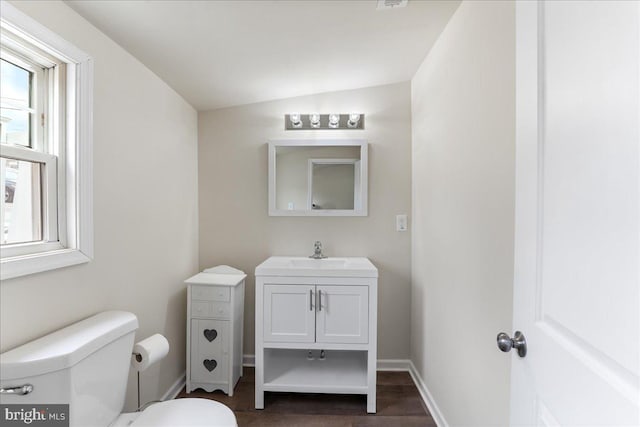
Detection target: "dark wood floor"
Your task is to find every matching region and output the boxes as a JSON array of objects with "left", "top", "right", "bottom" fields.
[{"left": 177, "top": 368, "right": 436, "bottom": 426}]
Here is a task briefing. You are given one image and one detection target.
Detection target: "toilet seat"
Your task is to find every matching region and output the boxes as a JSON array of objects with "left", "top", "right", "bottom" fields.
[{"left": 130, "top": 398, "right": 237, "bottom": 427}]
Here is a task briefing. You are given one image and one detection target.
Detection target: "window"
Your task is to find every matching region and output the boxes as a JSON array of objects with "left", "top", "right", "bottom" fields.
[
  {"left": 0, "top": 3, "right": 93, "bottom": 280},
  {"left": 1, "top": 41, "right": 59, "bottom": 250}
]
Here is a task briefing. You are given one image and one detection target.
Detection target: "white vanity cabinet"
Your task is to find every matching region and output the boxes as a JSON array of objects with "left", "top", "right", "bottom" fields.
[
  {"left": 255, "top": 257, "right": 378, "bottom": 413},
  {"left": 185, "top": 267, "right": 246, "bottom": 396}
]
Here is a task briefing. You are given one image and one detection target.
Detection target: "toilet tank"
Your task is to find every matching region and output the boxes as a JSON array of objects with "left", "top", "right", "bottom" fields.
[{"left": 0, "top": 311, "right": 139, "bottom": 427}]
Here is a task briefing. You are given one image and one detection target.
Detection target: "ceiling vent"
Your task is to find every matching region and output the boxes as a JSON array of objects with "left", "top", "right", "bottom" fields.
[{"left": 376, "top": 0, "right": 408, "bottom": 10}]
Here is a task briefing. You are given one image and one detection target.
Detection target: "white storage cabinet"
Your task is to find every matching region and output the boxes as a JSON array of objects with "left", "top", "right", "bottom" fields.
[{"left": 186, "top": 267, "right": 246, "bottom": 395}]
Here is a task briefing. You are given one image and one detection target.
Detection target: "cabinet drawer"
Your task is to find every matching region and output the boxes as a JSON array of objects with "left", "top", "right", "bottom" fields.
[
  {"left": 191, "top": 285, "right": 230, "bottom": 302},
  {"left": 192, "top": 301, "right": 231, "bottom": 319}
]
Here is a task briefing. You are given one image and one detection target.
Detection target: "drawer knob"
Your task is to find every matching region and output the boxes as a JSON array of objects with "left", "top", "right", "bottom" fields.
[
  {"left": 203, "top": 359, "right": 217, "bottom": 372},
  {"left": 203, "top": 329, "right": 218, "bottom": 342}
]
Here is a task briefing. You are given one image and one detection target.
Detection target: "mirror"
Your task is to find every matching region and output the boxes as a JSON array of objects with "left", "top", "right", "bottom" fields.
[{"left": 268, "top": 140, "right": 368, "bottom": 216}]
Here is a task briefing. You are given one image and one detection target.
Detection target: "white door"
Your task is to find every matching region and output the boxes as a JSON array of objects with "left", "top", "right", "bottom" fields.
[
  {"left": 316, "top": 285, "right": 368, "bottom": 344},
  {"left": 510, "top": 1, "right": 639, "bottom": 425},
  {"left": 263, "top": 284, "right": 315, "bottom": 343}
]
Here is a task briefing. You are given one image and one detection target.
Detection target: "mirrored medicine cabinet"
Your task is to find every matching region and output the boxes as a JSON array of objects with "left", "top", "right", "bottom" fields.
[{"left": 268, "top": 140, "right": 368, "bottom": 216}]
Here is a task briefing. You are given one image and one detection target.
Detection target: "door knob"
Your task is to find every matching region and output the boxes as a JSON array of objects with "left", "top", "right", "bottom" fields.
[{"left": 497, "top": 331, "right": 527, "bottom": 357}]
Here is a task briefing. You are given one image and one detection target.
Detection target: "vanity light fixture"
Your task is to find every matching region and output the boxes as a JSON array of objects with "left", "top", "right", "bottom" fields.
[{"left": 284, "top": 113, "right": 365, "bottom": 130}]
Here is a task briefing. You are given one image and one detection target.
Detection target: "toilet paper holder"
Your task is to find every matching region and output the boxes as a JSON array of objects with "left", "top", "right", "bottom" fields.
[
  {"left": 132, "top": 351, "right": 147, "bottom": 411},
  {"left": 132, "top": 350, "right": 164, "bottom": 411},
  {"left": 132, "top": 351, "right": 141, "bottom": 410},
  {"left": 131, "top": 334, "right": 170, "bottom": 411}
]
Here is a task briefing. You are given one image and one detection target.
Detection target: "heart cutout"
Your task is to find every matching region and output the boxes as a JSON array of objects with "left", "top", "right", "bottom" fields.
[
  {"left": 203, "top": 329, "right": 218, "bottom": 342},
  {"left": 203, "top": 359, "right": 217, "bottom": 372}
]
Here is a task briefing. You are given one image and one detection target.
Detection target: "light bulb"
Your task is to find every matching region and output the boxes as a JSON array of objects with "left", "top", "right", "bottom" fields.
[
  {"left": 289, "top": 113, "right": 302, "bottom": 127},
  {"left": 309, "top": 113, "right": 321, "bottom": 128},
  {"left": 328, "top": 113, "right": 340, "bottom": 128},
  {"left": 348, "top": 113, "right": 360, "bottom": 128}
]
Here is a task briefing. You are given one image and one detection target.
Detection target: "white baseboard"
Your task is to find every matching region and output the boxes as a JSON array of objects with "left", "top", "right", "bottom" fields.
[
  {"left": 376, "top": 358, "right": 411, "bottom": 371},
  {"left": 408, "top": 361, "right": 448, "bottom": 427},
  {"left": 243, "top": 353, "right": 255, "bottom": 367},
  {"left": 161, "top": 371, "right": 186, "bottom": 401}
]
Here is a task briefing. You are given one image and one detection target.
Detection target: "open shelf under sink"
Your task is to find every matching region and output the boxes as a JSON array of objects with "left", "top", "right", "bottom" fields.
[{"left": 263, "top": 349, "right": 368, "bottom": 394}]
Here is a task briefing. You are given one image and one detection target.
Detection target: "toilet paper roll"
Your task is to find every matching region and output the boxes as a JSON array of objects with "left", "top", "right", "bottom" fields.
[{"left": 131, "top": 334, "right": 170, "bottom": 372}]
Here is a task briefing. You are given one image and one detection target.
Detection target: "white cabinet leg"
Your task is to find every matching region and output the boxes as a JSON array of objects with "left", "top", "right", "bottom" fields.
[
  {"left": 367, "top": 391, "right": 376, "bottom": 414},
  {"left": 255, "top": 344, "right": 264, "bottom": 409},
  {"left": 255, "top": 386, "right": 264, "bottom": 410},
  {"left": 367, "top": 345, "right": 377, "bottom": 414}
]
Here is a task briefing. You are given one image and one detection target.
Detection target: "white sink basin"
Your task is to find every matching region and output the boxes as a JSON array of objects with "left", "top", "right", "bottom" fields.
[
  {"left": 255, "top": 256, "right": 378, "bottom": 278},
  {"left": 288, "top": 258, "right": 347, "bottom": 269}
]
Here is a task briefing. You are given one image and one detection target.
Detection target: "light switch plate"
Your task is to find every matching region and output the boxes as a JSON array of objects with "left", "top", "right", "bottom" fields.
[{"left": 396, "top": 214, "right": 408, "bottom": 232}]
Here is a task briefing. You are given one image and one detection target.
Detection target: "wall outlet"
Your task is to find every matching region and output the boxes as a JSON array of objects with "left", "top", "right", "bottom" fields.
[{"left": 396, "top": 214, "right": 408, "bottom": 232}]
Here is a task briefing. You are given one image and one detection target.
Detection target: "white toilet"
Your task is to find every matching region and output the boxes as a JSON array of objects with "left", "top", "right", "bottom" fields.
[{"left": 0, "top": 311, "right": 237, "bottom": 427}]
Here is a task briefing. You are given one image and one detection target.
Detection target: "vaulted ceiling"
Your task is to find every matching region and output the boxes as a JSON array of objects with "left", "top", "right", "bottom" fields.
[{"left": 66, "top": 0, "right": 460, "bottom": 111}]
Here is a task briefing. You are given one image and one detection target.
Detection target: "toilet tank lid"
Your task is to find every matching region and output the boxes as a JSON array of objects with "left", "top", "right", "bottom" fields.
[{"left": 0, "top": 311, "right": 138, "bottom": 380}]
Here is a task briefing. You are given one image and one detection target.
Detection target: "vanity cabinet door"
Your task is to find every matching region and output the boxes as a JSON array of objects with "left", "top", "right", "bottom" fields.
[
  {"left": 264, "top": 284, "right": 316, "bottom": 343},
  {"left": 316, "top": 285, "right": 368, "bottom": 344}
]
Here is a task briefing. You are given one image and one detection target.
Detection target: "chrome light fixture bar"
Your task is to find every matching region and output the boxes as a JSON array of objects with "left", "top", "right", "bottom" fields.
[{"left": 285, "top": 113, "right": 365, "bottom": 130}]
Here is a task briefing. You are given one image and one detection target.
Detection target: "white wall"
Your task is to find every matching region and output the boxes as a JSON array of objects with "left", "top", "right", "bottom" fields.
[
  {"left": 198, "top": 82, "right": 412, "bottom": 359},
  {"left": 410, "top": 1, "right": 515, "bottom": 425},
  {"left": 0, "top": 1, "right": 199, "bottom": 411}
]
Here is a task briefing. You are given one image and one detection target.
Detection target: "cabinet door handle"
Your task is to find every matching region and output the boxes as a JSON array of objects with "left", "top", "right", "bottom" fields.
[
  {"left": 310, "top": 289, "right": 313, "bottom": 311},
  {"left": 318, "top": 290, "right": 322, "bottom": 311}
]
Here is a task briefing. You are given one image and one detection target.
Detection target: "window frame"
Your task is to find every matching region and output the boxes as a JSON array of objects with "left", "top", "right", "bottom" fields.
[
  {"left": 0, "top": 49, "right": 44, "bottom": 150},
  {"left": 0, "top": 2, "right": 93, "bottom": 280},
  {"left": 1, "top": 146, "right": 58, "bottom": 250},
  {"left": 1, "top": 41, "right": 59, "bottom": 250}
]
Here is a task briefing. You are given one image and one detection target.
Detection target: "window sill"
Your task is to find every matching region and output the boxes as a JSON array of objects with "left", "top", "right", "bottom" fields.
[{"left": 1, "top": 248, "right": 91, "bottom": 280}]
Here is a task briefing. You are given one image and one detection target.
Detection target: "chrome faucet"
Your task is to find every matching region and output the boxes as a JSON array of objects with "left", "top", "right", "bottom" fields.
[{"left": 309, "top": 241, "right": 327, "bottom": 259}]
